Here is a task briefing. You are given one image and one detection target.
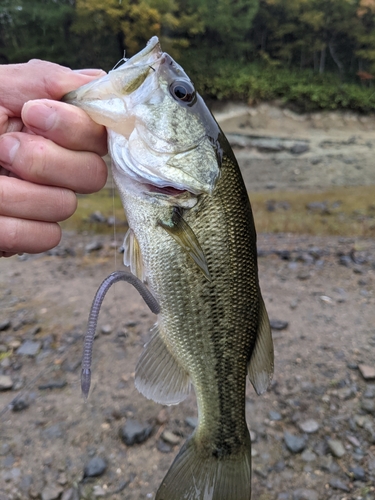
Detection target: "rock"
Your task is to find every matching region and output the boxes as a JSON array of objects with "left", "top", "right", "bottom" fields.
[
  {"left": 298, "top": 419, "right": 320, "bottom": 434},
  {"left": 16, "top": 340, "right": 41, "bottom": 357},
  {"left": 327, "top": 439, "right": 345, "bottom": 458},
  {"left": 329, "top": 477, "right": 350, "bottom": 492},
  {"left": 0, "top": 320, "right": 11, "bottom": 331},
  {"left": 61, "top": 488, "right": 79, "bottom": 500},
  {"left": 269, "top": 320, "right": 289, "bottom": 331},
  {"left": 361, "top": 399, "right": 375, "bottom": 415},
  {"left": 292, "top": 488, "right": 319, "bottom": 500},
  {"left": 157, "top": 440, "right": 172, "bottom": 453},
  {"left": 41, "top": 485, "right": 64, "bottom": 500},
  {"left": 358, "top": 364, "right": 375, "bottom": 380},
  {"left": 364, "top": 385, "right": 375, "bottom": 398},
  {"left": 38, "top": 379, "right": 67, "bottom": 390},
  {"left": 85, "top": 241, "right": 103, "bottom": 253},
  {"left": 301, "top": 449, "right": 316, "bottom": 462},
  {"left": 349, "top": 466, "right": 366, "bottom": 481},
  {"left": 0, "top": 375, "right": 13, "bottom": 390},
  {"left": 290, "top": 142, "right": 309, "bottom": 155},
  {"left": 42, "top": 424, "right": 64, "bottom": 439},
  {"left": 100, "top": 324, "right": 113, "bottom": 335},
  {"left": 284, "top": 431, "right": 306, "bottom": 453},
  {"left": 11, "top": 396, "right": 29, "bottom": 412},
  {"left": 161, "top": 431, "right": 181, "bottom": 445},
  {"left": 83, "top": 456, "right": 107, "bottom": 478},
  {"left": 269, "top": 410, "right": 282, "bottom": 421},
  {"left": 89, "top": 211, "right": 106, "bottom": 223},
  {"left": 185, "top": 416, "right": 198, "bottom": 428},
  {"left": 306, "top": 201, "right": 329, "bottom": 213},
  {"left": 119, "top": 419, "right": 153, "bottom": 446}
]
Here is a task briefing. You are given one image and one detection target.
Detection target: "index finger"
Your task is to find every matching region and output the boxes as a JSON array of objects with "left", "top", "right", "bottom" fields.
[{"left": 1, "top": 60, "right": 106, "bottom": 118}]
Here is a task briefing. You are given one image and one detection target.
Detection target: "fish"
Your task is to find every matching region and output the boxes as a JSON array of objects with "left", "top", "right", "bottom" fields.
[{"left": 63, "top": 36, "right": 274, "bottom": 500}]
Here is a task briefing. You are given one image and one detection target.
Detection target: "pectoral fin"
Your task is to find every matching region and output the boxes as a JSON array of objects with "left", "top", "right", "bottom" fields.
[
  {"left": 248, "top": 294, "right": 274, "bottom": 395},
  {"left": 123, "top": 228, "right": 145, "bottom": 281},
  {"left": 158, "top": 208, "right": 211, "bottom": 281},
  {"left": 135, "top": 326, "right": 191, "bottom": 405}
]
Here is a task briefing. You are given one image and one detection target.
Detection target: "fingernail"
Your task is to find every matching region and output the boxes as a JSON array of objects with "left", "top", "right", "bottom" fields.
[
  {"left": 24, "top": 102, "right": 56, "bottom": 131},
  {"left": 0, "top": 136, "right": 20, "bottom": 165},
  {"left": 73, "top": 69, "right": 106, "bottom": 76}
]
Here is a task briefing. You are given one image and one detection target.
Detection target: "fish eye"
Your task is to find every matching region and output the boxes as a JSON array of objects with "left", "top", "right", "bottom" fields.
[{"left": 170, "top": 81, "right": 195, "bottom": 103}]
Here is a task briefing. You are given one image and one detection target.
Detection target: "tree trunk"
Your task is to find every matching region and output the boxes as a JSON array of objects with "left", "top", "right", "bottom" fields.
[
  {"left": 319, "top": 46, "right": 326, "bottom": 74},
  {"left": 328, "top": 41, "right": 343, "bottom": 76}
]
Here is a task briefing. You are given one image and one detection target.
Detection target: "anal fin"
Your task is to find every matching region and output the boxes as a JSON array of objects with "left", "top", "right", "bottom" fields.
[
  {"left": 248, "top": 294, "right": 274, "bottom": 395},
  {"left": 135, "top": 326, "right": 190, "bottom": 405}
]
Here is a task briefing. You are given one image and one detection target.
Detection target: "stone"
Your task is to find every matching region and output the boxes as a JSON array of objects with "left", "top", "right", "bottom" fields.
[
  {"left": 328, "top": 477, "right": 350, "bottom": 492},
  {"left": 16, "top": 340, "right": 41, "bottom": 357},
  {"left": 361, "top": 399, "right": 375, "bottom": 415},
  {"left": 284, "top": 431, "right": 306, "bottom": 453},
  {"left": 327, "top": 439, "right": 345, "bottom": 458},
  {"left": 119, "top": 419, "right": 153, "bottom": 446},
  {"left": 83, "top": 456, "right": 107, "bottom": 478},
  {"left": 290, "top": 143, "right": 309, "bottom": 155},
  {"left": 161, "top": 431, "right": 181, "bottom": 445},
  {"left": 292, "top": 488, "right": 319, "bottom": 500},
  {"left": 349, "top": 466, "right": 366, "bottom": 481},
  {"left": 42, "top": 424, "right": 64, "bottom": 439},
  {"left": 301, "top": 449, "right": 317, "bottom": 462},
  {"left": 269, "top": 410, "right": 282, "bottom": 421},
  {"left": 41, "top": 485, "right": 64, "bottom": 500},
  {"left": 38, "top": 379, "right": 67, "bottom": 390},
  {"left": 358, "top": 364, "right": 375, "bottom": 380},
  {"left": 269, "top": 320, "right": 289, "bottom": 331},
  {"left": 0, "top": 375, "right": 13, "bottom": 390},
  {"left": 85, "top": 241, "right": 103, "bottom": 253},
  {"left": 298, "top": 419, "right": 319, "bottom": 434},
  {"left": 100, "top": 324, "right": 113, "bottom": 335},
  {"left": 185, "top": 416, "right": 198, "bottom": 428},
  {"left": 0, "top": 320, "right": 11, "bottom": 331},
  {"left": 11, "top": 396, "right": 29, "bottom": 412},
  {"left": 61, "top": 488, "right": 79, "bottom": 500}
]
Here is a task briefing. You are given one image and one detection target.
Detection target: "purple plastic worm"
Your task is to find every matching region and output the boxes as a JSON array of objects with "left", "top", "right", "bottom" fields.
[{"left": 81, "top": 271, "right": 160, "bottom": 400}]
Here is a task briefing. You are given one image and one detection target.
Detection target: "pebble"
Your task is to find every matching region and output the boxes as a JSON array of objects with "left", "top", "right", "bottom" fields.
[
  {"left": 284, "top": 431, "right": 306, "bottom": 453},
  {"left": 41, "top": 485, "right": 64, "bottom": 500},
  {"left": 361, "top": 399, "right": 375, "bottom": 415},
  {"left": 269, "top": 410, "right": 282, "bottom": 421},
  {"left": 0, "top": 320, "right": 11, "bottom": 331},
  {"left": 16, "top": 340, "right": 41, "bottom": 357},
  {"left": 42, "top": 424, "right": 64, "bottom": 439},
  {"left": 100, "top": 324, "right": 113, "bottom": 335},
  {"left": 349, "top": 465, "right": 366, "bottom": 481},
  {"left": 364, "top": 385, "right": 375, "bottom": 398},
  {"left": 327, "top": 439, "right": 346, "bottom": 458},
  {"left": 291, "top": 143, "right": 309, "bottom": 155},
  {"left": 292, "top": 489, "right": 318, "bottom": 500},
  {"left": 298, "top": 419, "right": 319, "bottom": 433},
  {"left": 61, "top": 488, "right": 79, "bottom": 500},
  {"left": 11, "top": 396, "right": 29, "bottom": 412},
  {"left": 0, "top": 375, "right": 13, "bottom": 390},
  {"left": 38, "top": 379, "right": 67, "bottom": 390},
  {"left": 185, "top": 416, "right": 198, "bottom": 428},
  {"left": 85, "top": 241, "right": 103, "bottom": 253},
  {"left": 358, "top": 364, "right": 375, "bottom": 380},
  {"left": 83, "top": 456, "right": 107, "bottom": 478},
  {"left": 157, "top": 440, "right": 172, "bottom": 453},
  {"left": 269, "top": 320, "right": 289, "bottom": 331},
  {"left": 301, "top": 449, "right": 316, "bottom": 462},
  {"left": 161, "top": 431, "right": 181, "bottom": 445},
  {"left": 119, "top": 419, "right": 153, "bottom": 446},
  {"left": 329, "top": 477, "right": 350, "bottom": 492}
]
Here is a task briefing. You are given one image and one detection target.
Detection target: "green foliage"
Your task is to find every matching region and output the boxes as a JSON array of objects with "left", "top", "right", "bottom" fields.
[{"left": 193, "top": 61, "right": 375, "bottom": 112}]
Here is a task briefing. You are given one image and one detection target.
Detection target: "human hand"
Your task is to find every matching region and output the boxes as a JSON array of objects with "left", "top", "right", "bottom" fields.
[{"left": 0, "top": 60, "right": 108, "bottom": 257}]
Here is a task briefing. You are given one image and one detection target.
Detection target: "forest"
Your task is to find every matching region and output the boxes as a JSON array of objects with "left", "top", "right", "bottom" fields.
[{"left": 2, "top": 0, "right": 375, "bottom": 111}]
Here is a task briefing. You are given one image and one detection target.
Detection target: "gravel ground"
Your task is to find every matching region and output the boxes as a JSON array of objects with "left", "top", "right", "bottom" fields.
[{"left": 0, "top": 103, "right": 374, "bottom": 500}]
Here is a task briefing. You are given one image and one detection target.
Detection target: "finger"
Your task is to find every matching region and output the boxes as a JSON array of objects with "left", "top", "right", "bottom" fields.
[
  {"left": 22, "top": 99, "right": 107, "bottom": 157},
  {"left": 0, "top": 133, "right": 108, "bottom": 194},
  {"left": 0, "top": 215, "right": 62, "bottom": 255},
  {"left": 0, "top": 176, "right": 77, "bottom": 222},
  {"left": 1, "top": 61, "right": 106, "bottom": 118}
]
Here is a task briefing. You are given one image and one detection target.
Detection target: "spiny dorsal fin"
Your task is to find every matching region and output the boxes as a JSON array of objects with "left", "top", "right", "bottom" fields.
[
  {"left": 248, "top": 294, "right": 274, "bottom": 395},
  {"left": 158, "top": 208, "right": 211, "bottom": 281},
  {"left": 135, "top": 326, "right": 191, "bottom": 405},
  {"left": 123, "top": 228, "right": 145, "bottom": 281}
]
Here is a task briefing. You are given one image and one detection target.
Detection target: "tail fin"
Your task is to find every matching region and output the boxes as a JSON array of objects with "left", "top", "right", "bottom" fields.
[{"left": 155, "top": 434, "right": 251, "bottom": 500}]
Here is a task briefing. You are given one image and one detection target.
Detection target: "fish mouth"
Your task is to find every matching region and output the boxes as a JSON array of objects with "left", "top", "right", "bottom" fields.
[{"left": 144, "top": 184, "right": 189, "bottom": 196}]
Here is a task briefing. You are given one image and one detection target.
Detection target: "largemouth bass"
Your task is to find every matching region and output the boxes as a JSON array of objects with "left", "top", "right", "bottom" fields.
[{"left": 64, "top": 37, "right": 274, "bottom": 500}]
